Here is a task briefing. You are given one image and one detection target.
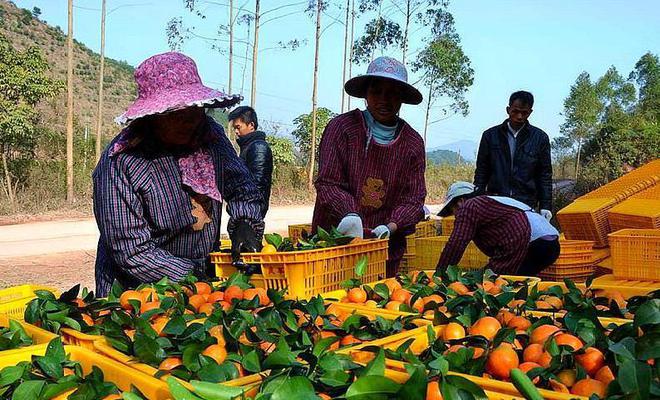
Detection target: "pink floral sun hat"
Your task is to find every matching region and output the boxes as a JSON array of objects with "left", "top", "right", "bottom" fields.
[
  {"left": 344, "top": 56, "right": 422, "bottom": 105},
  {"left": 115, "top": 51, "right": 241, "bottom": 125}
]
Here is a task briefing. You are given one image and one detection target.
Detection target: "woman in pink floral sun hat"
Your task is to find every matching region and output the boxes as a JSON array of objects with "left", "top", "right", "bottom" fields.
[
  {"left": 312, "top": 56, "right": 427, "bottom": 277},
  {"left": 93, "top": 52, "right": 264, "bottom": 296}
]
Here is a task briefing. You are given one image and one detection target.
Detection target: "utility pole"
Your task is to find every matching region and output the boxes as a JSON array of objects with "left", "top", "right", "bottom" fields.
[
  {"left": 340, "top": 0, "right": 350, "bottom": 112},
  {"left": 95, "top": 0, "right": 106, "bottom": 163},
  {"left": 402, "top": 0, "right": 410, "bottom": 65},
  {"left": 228, "top": 0, "right": 233, "bottom": 94},
  {"left": 250, "top": 0, "right": 260, "bottom": 107},
  {"left": 66, "top": 0, "right": 74, "bottom": 203},
  {"left": 423, "top": 84, "right": 432, "bottom": 144},
  {"left": 308, "top": 0, "right": 322, "bottom": 190},
  {"left": 347, "top": 0, "right": 355, "bottom": 110}
]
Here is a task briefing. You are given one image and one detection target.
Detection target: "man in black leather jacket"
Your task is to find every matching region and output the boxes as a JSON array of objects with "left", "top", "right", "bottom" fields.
[
  {"left": 228, "top": 106, "right": 273, "bottom": 217},
  {"left": 474, "top": 91, "right": 553, "bottom": 220}
]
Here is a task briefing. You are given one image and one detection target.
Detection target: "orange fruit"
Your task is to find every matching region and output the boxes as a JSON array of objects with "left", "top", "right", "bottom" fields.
[
  {"left": 224, "top": 285, "right": 244, "bottom": 303},
  {"left": 140, "top": 301, "right": 161, "bottom": 315},
  {"left": 530, "top": 324, "right": 560, "bottom": 345},
  {"left": 469, "top": 316, "right": 502, "bottom": 341},
  {"left": 119, "top": 290, "right": 143, "bottom": 311},
  {"left": 507, "top": 316, "right": 531, "bottom": 332},
  {"left": 124, "top": 329, "right": 136, "bottom": 340},
  {"left": 188, "top": 294, "right": 206, "bottom": 312},
  {"left": 391, "top": 288, "right": 412, "bottom": 304},
  {"left": 207, "top": 291, "right": 225, "bottom": 303},
  {"left": 340, "top": 334, "right": 362, "bottom": 346},
  {"left": 554, "top": 333, "right": 583, "bottom": 351},
  {"left": 423, "top": 294, "right": 444, "bottom": 306},
  {"left": 595, "top": 365, "right": 615, "bottom": 385},
  {"left": 497, "top": 310, "right": 515, "bottom": 326},
  {"left": 385, "top": 300, "right": 403, "bottom": 311},
  {"left": 198, "top": 302, "right": 215, "bottom": 316},
  {"left": 208, "top": 325, "right": 226, "bottom": 345},
  {"left": 535, "top": 300, "right": 553, "bottom": 309},
  {"left": 523, "top": 343, "right": 544, "bottom": 363},
  {"left": 318, "top": 394, "right": 332, "bottom": 400},
  {"left": 471, "top": 347, "right": 486, "bottom": 359},
  {"left": 195, "top": 282, "right": 212, "bottom": 295},
  {"left": 72, "top": 298, "right": 86, "bottom": 308},
  {"left": 519, "top": 362, "right": 542, "bottom": 383},
  {"left": 150, "top": 316, "right": 169, "bottom": 337},
  {"left": 442, "top": 322, "right": 466, "bottom": 341},
  {"left": 571, "top": 378, "right": 607, "bottom": 398},
  {"left": 540, "top": 295, "right": 563, "bottom": 309},
  {"left": 444, "top": 344, "right": 466, "bottom": 355},
  {"left": 426, "top": 381, "right": 443, "bottom": 400},
  {"left": 140, "top": 287, "right": 158, "bottom": 302},
  {"left": 347, "top": 287, "right": 368, "bottom": 303},
  {"left": 411, "top": 298, "right": 425, "bottom": 312},
  {"left": 202, "top": 344, "right": 228, "bottom": 364},
  {"left": 247, "top": 287, "right": 269, "bottom": 305},
  {"left": 365, "top": 300, "right": 378, "bottom": 308},
  {"left": 495, "top": 277, "right": 509, "bottom": 287},
  {"left": 575, "top": 347, "right": 605, "bottom": 376},
  {"left": 384, "top": 279, "right": 402, "bottom": 293},
  {"left": 63, "top": 368, "right": 75, "bottom": 376},
  {"left": 538, "top": 351, "right": 553, "bottom": 368},
  {"left": 485, "top": 344, "right": 520, "bottom": 380},
  {"left": 158, "top": 357, "right": 183, "bottom": 371},
  {"left": 482, "top": 281, "right": 502, "bottom": 295},
  {"left": 508, "top": 299, "right": 526, "bottom": 308},
  {"left": 81, "top": 313, "right": 94, "bottom": 326},
  {"left": 549, "top": 379, "right": 570, "bottom": 393},
  {"left": 448, "top": 282, "right": 470, "bottom": 295},
  {"left": 556, "top": 369, "right": 577, "bottom": 388},
  {"left": 219, "top": 301, "right": 232, "bottom": 311}
]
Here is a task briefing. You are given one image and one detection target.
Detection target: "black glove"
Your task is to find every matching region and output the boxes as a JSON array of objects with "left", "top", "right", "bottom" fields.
[{"left": 230, "top": 220, "right": 262, "bottom": 263}]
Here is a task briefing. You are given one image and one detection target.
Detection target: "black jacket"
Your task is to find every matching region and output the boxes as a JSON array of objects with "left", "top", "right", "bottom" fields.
[
  {"left": 236, "top": 131, "right": 273, "bottom": 217},
  {"left": 473, "top": 120, "right": 553, "bottom": 211}
]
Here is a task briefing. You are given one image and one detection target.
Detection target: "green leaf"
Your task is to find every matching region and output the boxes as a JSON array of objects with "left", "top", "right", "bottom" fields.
[
  {"left": 35, "top": 355, "right": 63, "bottom": 379},
  {"left": 12, "top": 380, "right": 45, "bottom": 400},
  {"left": 45, "top": 337, "right": 66, "bottom": 362},
  {"left": 635, "top": 331, "right": 660, "bottom": 360},
  {"left": 618, "top": 359, "right": 651, "bottom": 399},
  {"left": 373, "top": 283, "right": 390, "bottom": 301},
  {"left": 345, "top": 375, "right": 401, "bottom": 400},
  {"left": 0, "top": 364, "right": 27, "bottom": 386},
  {"left": 163, "top": 316, "right": 187, "bottom": 336},
  {"left": 190, "top": 380, "right": 245, "bottom": 400},
  {"left": 442, "top": 375, "right": 488, "bottom": 400},
  {"left": 166, "top": 377, "right": 204, "bottom": 400},
  {"left": 360, "top": 349, "right": 385, "bottom": 377},
  {"left": 241, "top": 350, "right": 261, "bottom": 373},
  {"left": 40, "top": 381, "right": 79, "bottom": 400},
  {"left": 634, "top": 299, "right": 660, "bottom": 328},
  {"left": 397, "top": 364, "right": 426, "bottom": 400},
  {"left": 355, "top": 256, "right": 368, "bottom": 278},
  {"left": 270, "top": 376, "right": 318, "bottom": 400},
  {"left": 133, "top": 332, "right": 166, "bottom": 366}
]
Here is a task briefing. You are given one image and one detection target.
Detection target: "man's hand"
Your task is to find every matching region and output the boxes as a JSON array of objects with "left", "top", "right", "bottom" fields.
[
  {"left": 337, "top": 213, "right": 363, "bottom": 238},
  {"left": 540, "top": 209, "right": 552, "bottom": 221},
  {"left": 230, "top": 220, "right": 262, "bottom": 263}
]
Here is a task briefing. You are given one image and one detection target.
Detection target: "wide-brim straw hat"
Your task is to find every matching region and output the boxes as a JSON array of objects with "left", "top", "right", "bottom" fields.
[
  {"left": 438, "top": 181, "right": 476, "bottom": 217},
  {"left": 116, "top": 52, "right": 241, "bottom": 125},
  {"left": 344, "top": 56, "right": 423, "bottom": 105}
]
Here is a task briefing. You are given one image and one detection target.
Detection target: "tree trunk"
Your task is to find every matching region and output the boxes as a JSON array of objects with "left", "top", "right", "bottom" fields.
[
  {"left": 308, "top": 0, "right": 322, "bottom": 191},
  {"left": 66, "top": 0, "right": 74, "bottom": 203},
  {"left": 95, "top": 0, "right": 106, "bottom": 163},
  {"left": 1, "top": 152, "right": 14, "bottom": 205},
  {"left": 250, "top": 0, "right": 260, "bottom": 108},
  {"left": 371, "top": 1, "right": 383, "bottom": 61},
  {"left": 402, "top": 0, "right": 410, "bottom": 65},
  {"left": 575, "top": 139, "right": 582, "bottom": 181},
  {"left": 347, "top": 0, "right": 355, "bottom": 110},
  {"left": 423, "top": 84, "right": 432, "bottom": 143},
  {"left": 340, "top": 0, "right": 350, "bottom": 113}
]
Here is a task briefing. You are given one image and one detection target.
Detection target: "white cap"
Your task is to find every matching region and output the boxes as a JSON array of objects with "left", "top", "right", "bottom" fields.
[{"left": 438, "top": 181, "right": 475, "bottom": 216}]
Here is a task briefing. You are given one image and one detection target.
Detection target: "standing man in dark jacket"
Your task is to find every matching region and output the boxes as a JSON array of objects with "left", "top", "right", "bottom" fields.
[
  {"left": 229, "top": 106, "right": 273, "bottom": 217},
  {"left": 474, "top": 91, "right": 553, "bottom": 220}
]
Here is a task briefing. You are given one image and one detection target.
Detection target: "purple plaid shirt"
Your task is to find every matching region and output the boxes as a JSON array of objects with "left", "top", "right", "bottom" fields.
[{"left": 93, "top": 117, "right": 264, "bottom": 296}]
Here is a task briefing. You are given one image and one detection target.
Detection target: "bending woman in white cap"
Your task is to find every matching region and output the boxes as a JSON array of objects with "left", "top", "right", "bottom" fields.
[
  {"left": 312, "top": 56, "right": 426, "bottom": 276},
  {"left": 436, "top": 181, "right": 560, "bottom": 275}
]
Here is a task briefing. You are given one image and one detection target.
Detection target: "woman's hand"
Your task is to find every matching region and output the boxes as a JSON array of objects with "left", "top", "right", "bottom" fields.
[{"left": 337, "top": 213, "right": 363, "bottom": 238}]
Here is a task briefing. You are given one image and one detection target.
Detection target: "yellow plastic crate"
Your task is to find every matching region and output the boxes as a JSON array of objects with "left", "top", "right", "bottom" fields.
[
  {"left": 397, "top": 254, "right": 417, "bottom": 275},
  {"left": 607, "top": 187, "right": 660, "bottom": 231},
  {"left": 609, "top": 229, "right": 660, "bottom": 281},
  {"left": 287, "top": 223, "right": 313, "bottom": 244},
  {"left": 0, "top": 345, "right": 171, "bottom": 399},
  {"left": 0, "top": 314, "right": 58, "bottom": 350},
  {"left": 538, "top": 278, "right": 660, "bottom": 299},
  {"left": 580, "top": 159, "right": 660, "bottom": 200},
  {"left": 557, "top": 198, "right": 617, "bottom": 247},
  {"left": 211, "top": 239, "right": 388, "bottom": 299},
  {"left": 441, "top": 216, "right": 455, "bottom": 235},
  {"left": 405, "top": 220, "right": 438, "bottom": 255},
  {"left": 415, "top": 236, "right": 489, "bottom": 270},
  {"left": 60, "top": 328, "right": 102, "bottom": 351},
  {"left": 0, "top": 285, "right": 60, "bottom": 320}
]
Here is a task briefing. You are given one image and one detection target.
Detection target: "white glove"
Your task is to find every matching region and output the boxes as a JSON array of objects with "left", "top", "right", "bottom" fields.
[
  {"left": 372, "top": 225, "right": 390, "bottom": 239},
  {"left": 540, "top": 209, "right": 552, "bottom": 221},
  {"left": 337, "top": 213, "right": 363, "bottom": 238}
]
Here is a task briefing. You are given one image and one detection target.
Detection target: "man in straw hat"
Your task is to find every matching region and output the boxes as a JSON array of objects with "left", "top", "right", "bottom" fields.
[
  {"left": 436, "top": 181, "right": 560, "bottom": 275},
  {"left": 93, "top": 52, "right": 264, "bottom": 296},
  {"left": 312, "top": 56, "right": 426, "bottom": 277}
]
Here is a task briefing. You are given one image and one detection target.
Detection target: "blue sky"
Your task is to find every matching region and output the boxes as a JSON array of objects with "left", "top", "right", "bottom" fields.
[{"left": 16, "top": 0, "right": 660, "bottom": 150}]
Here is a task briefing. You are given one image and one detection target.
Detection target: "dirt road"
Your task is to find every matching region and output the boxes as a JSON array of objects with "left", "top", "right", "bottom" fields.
[{"left": 0, "top": 204, "right": 440, "bottom": 291}]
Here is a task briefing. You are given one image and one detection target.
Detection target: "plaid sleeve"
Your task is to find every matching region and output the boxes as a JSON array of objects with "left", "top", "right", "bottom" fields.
[
  {"left": 214, "top": 130, "right": 265, "bottom": 236},
  {"left": 390, "top": 142, "right": 426, "bottom": 230},
  {"left": 93, "top": 153, "right": 200, "bottom": 284},
  {"left": 436, "top": 201, "right": 479, "bottom": 270}
]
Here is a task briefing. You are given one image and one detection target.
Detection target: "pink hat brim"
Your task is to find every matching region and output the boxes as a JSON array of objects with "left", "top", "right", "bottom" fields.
[{"left": 115, "top": 83, "right": 242, "bottom": 125}]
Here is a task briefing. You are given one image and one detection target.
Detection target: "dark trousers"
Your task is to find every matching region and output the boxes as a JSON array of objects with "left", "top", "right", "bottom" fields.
[{"left": 516, "top": 237, "right": 561, "bottom": 276}]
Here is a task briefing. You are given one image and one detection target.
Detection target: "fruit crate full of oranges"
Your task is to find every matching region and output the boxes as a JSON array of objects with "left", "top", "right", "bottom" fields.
[
  {"left": 0, "top": 284, "right": 60, "bottom": 320},
  {"left": 415, "top": 236, "right": 489, "bottom": 270},
  {"left": 210, "top": 239, "right": 388, "bottom": 299},
  {"left": 609, "top": 229, "right": 660, "bottom": 281}
]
